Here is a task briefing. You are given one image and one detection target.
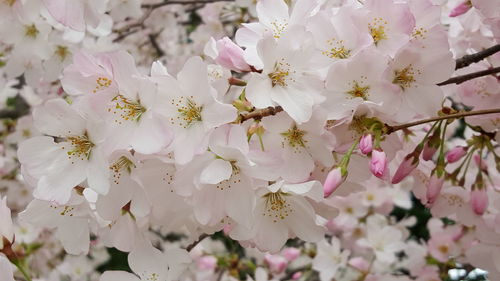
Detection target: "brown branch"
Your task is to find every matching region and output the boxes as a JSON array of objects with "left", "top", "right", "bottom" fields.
[
  {"left": 113, "top": 8, "right": 153, "bottom": 42},
  {"left": 185, "top": 233, "right": 209, "bottom": 252},
  {"left": 142, "top": 0, "right": 235, "bottom": 9},
  {"left": 455, "top": 44, "right": 500, "bottom": 69},
  {"left": 239, "top": 106, "right": 283, "bottom": 122},
  {"left": 148, "top": 33, "right": 165, "bottom": 58},
  {"left": 385, "top": 108, "right": 500, "bottom": 134},
  {"left": 437, "top": 66, "right": 500, "bottom": 86}
]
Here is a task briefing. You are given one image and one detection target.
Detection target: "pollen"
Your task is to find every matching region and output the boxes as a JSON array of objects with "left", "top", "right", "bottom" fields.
[
  {"left": 322, "top": 38, "right": 351, "bottom": 59},
  {"left": 281, "top": 125, "right": 307, "bottom": 152},
  {"left": 368, "top": 18, "right": 388, "bottom": 45},
  {"left": 346, "top": 79, "right": 370, "bottom": 100},
  {"left": 412, "top": 27, "right": 427, "bottom": 41},
  {"left": 170, "top": 97, "right": 203, "bottom": 128},
  {"left": 215, "top": 162, "right": 241, "bottom": 191},
  {"left": 93, "top": 77, "right": 112, "bottom": 93},
  {"left": 393, "top": 65, "right": 419, "bottom": 91},
  {"left": 55, "top": 45, "right": 70, "bottom": 61},
  {"left": 263, "top": 192, "right": 293, "bottom": 223},
  {"left": 24, "top": 24, "right": 39, "bottom": 38},
  {"left": 270, "top": 20, "right": 288, "bottom": 39},
  {"left": 108, "top": 94, "right": 146, "bottom": 123},
  {"left": 109, "top": 156, "right": 135, "bottom": 184},
  {"left": 62, "top": 133, "right": 94, "bottom": 162},
  {"left": 4, "top": 0, "right": 16, "bottom": 6},
  {"left": 269, "top": 58, "right": 295, "bottom": 87}
]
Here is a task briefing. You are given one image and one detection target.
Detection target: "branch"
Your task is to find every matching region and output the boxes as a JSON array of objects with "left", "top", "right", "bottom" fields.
[
  {"left": 185, "top": 233, "right": 209, "bottom": 252},
  {"left": 437, "top": 66, "right": 500, "bottom": 86},
  {"left": 455, "top": 44, "right": 500, "bottom": 69},
  {"left": 385, "top": 108, "right": 500, "bottom": 134},
  {"left": 149, "top": 33, "right": 165, "bottom": 58},
  {"left": 142, "top": 0, "right": 235, "bottom": 9},
  {"left": 239, "top": 106, "right": 283, "bottom": 122},
  {"left": 113, "top": 8, "right": 153, "bottom": 42}
]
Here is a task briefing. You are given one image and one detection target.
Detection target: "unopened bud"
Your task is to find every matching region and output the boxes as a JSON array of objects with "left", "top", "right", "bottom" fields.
[
  {"left": 370, "top": 149, "right": 388, "bottom": 179},
  {"left": 324, "top": 167, "right": 346, "bottom": 198},
  {"left": 426, "top": 171, "right": 444, "bottom": 205},
  {"left": 392, "top": 153, "right": 419, "bottom": 184},
  {"left": 449, "top": 1, "right": 472, "bottom": 17},
  {"left": 446, "top": 146, "right": 467, "bottom": 163},
  {"left": 359, "top": 134, "right": 373, "bottom": 155},
  {"left": 470, "top": 187, "right": 488, "bottom": 216}
]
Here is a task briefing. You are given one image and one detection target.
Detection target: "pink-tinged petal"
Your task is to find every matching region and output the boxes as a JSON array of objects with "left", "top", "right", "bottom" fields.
[
  {"left": 370, "top": 149, "right": 389, "bottom": 179},
  {"left": 128, "top": 241, "right": 168, "bottom": 280},
  {"left": 33, "top": 99, "right": 86, "bottom": 137},
  {"left": 0, "top": 256, "right": 15, "bottom": 281},
  {"left": 130, "top": 114, "right": 173, "bottom": 154},
  {"left": 271, "top": 87, "right": 313, "bottom": 124},
  {"left": 359, "top": 134, "right": 373, "bottom": 155},
  {"left": 100, "top": 271, "right": 141, "bottom": 281},
  {"left": 201, "top": 101, "right": 237, "bottom": 130},
  {"left": 43, "top": 0, "right": 85, "bottom": 32},
  {"left": 392, "top": 155, "right": 419, "bottom": 184},
  {"left": 214, "top": 37, "right": 251, "bottom": 72},
  {"left": 86, "top": 148, "right": 110, "bottom": 195},
  {"left": 446, "top": 146, "right": 467, "bottom": 163},
  {"left": 449, "top": 1, "right": 472, "bottom": 17},
  {"left": 56, "top": 218, "right": 90, "bottom": 255},
  {"left": 200, "top": 159, "right": 232, "bottom": 184},
  {"left": 426, "top": 173, "right": 444, "bottom": 205},
  {"left": 246, "top": 74, "right": 275, "bottom": 109}
]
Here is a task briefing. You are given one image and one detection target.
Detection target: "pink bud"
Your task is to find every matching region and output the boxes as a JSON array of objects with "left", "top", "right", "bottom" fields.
[
  {"left": 392, "top": 155, "right": 419, "bottom": 184},
  {"left": 197, "top": 255, "right": 217, "bottom": 270},
  {"left": 215, "top": 37, "right": 251, "bottom": 72},
  {"left": 471, "top": 188, "right": 488, "bottom": 215},
  {"left": 292, "top": 272, "right": 302, "bottom": 280},
  {"left": 446, "top": 146, "right": 467, "bottom": 163},
  {"left": 348, "top": 257, "right": 370, "bottom": 272},
  {"left": 426, "top": 173, "right": 444, "bottom": 205},
  {"left": 264, "top": 254, "right": 287, "bottom": 274},
  {"left": 359, "top": 134, "right": 373, "bottom": 155},
  {"left": 282, "top": 247, "right": 300, "bottom": 262},
  {"left": 449, "top": 1, "right": 472, "bottom": 17},
  {"left": 422, "top": 142, "right": 437, "bottom": 161},
  {"left": 323, "top": 167, "right": 345, "bottom": 198},
  {"left": 370, "top": 149, "right": 388, "bottom": 179}
]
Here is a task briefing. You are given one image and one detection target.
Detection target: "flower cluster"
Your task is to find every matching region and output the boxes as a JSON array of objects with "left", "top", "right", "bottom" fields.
[{"left": 0, "top": 0, "right": 498, "bottom": 280}]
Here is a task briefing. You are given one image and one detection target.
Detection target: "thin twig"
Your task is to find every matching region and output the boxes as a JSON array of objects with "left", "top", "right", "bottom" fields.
[
  {"left": 185, "top": 233, "right": 209, "bottom": 252},
  {"left": 142, "top": 0, "right": 235, "bottom": 9},
  {"left": 437, "top": 66, "right": 500, "bottom": 86},
  {"left": 455, "top": 44, "right": 500, "bottom": 69},
  {"left": 148, "top": 33, "right": 165, "bottom": 58},
  {"left": 239, "top": 106, "right": 283, "bottom": 122},
  {"left": 385, "top": 108, "right": 500, "bottom": 134}
]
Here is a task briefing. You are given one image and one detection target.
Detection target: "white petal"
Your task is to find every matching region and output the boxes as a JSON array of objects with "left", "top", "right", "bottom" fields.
[
  {"left": 200, "top": 159, "right": 232, "bottom": 184},
  {"left": 100, "top": 271, "right": 140, "bottom": 281}
]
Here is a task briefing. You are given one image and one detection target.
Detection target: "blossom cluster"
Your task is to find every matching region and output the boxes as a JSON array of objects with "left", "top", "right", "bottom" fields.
[{"left": 0, "top": 0, "right": 498, "bottom": 280}]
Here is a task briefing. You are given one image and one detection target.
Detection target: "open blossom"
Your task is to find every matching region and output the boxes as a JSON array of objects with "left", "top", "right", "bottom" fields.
[{"left": 18, "top": 99, "right": 110, "bottom": 204}]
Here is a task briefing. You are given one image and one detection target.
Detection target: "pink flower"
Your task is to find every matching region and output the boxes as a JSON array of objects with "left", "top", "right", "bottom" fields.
[
  {"left": 282, "top": 247, "right": 300, "bottom": 262},
  {"left": 470, "top": 188, "right": 488, "bottom": 216},
  {"left": 0, "top": 197, "right": 14, "bottom": 250},
  {"left": 426, "top": 173, "right": 444, "bottom": 205},
  {"left": 370, "top": 149, "right": 388, "bottom": 179},
  {"left": 449, "top": 1, "right": 472, "bottom": 17},
  {"left": 264, "top": 253, "right": 287, "bottom": 274},
  {"left": 359, "top": 134, "right": 373, "bottom": 155},
  {"left": 292, "top": 272, "right": 302, "bottom": 280},
  {"left": 446, "top": 146, "right": 467, "bottom": 163},
  {"left": 323, "top": 167, "right": 345, "bottom": 198},
  {"left": 197, "top": 255, "right": 217, "bottom": 271}
]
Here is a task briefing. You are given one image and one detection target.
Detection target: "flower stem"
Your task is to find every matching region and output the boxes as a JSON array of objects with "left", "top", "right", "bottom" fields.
[{"left": 11, "top": 259, "right": 32, "bottom": 281}]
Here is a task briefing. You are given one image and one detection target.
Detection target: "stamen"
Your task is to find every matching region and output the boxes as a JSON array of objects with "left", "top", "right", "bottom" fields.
[
  {"left": 169, "top": 96, "right": 203, "bottom": 128},
  {"left": 262, "top": 192, "right": 293, "bottom": 223},
  {"left": 269, "top": 58, "right": 295, "bottom": 87},
  {"left": 393, "top": 65, "right": 419, "bottom": 90},
  {"left": 110, "top": 156, "right": 135, "bottom": 184},
  {"left": 24, "top": 24, "right": 39, "bottom": 38},
  {"left": 368, "top": 18, "right": 388, "bottom": 45},
  {"left": 281, "top": 125, "right": 307, "bottom": 151},
  {"left": 62, "top": 133, "right": 94, "bottom": 162},
  {"left": 108, "top": 95, "right": 146, "bottom": 123}
]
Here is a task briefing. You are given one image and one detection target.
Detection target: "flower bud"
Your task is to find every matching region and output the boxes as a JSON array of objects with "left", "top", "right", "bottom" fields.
[
  {"left": 214, "top": 37, "right": 251, "bottom": 72},
  {"left": 446, "top": 146, "right": 467, "bottom": 163},
  {"left": 264, "top": 254, "right": 287, "bottom": 274},
  {"left": 470, "top": 188, "right": 488, "bottom": 216},
  {"left": 359, "top": 134, "right": 373, "bottom": 155},
  {"left": 197, "top": 255, "right": 217, "bottom": 271},
  {"left": 473, "top": 154, "right": 488, "bottom": 172},
  {"left": 323, "top": 167, "right": 346, "bottom": 198},
  {"left": 426, "top": 172, "right": 444, "bottom": 205},
  {"left": 449, "top": 1, "right": 472, "bottom": 17},
  {"left": 292, "top": 272, "right": 302, "bottom": 280},
  {"left": 282, "top": 247, "right": 300, "bottom": 262},
  {"left": 370, "top": 149, "right": 388, "bottom": 179},
  {"left": 0, "top": 197, "right": 14, "bottom": 250},
  {"left": 348, "top": 257, "right": 370, "bottom": 272},
  {"left": 422, "top": 141, "right": 438, "bottom": 161},
  {"left": 392, "top": 152, "right": 419, "bottom": 184}
]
